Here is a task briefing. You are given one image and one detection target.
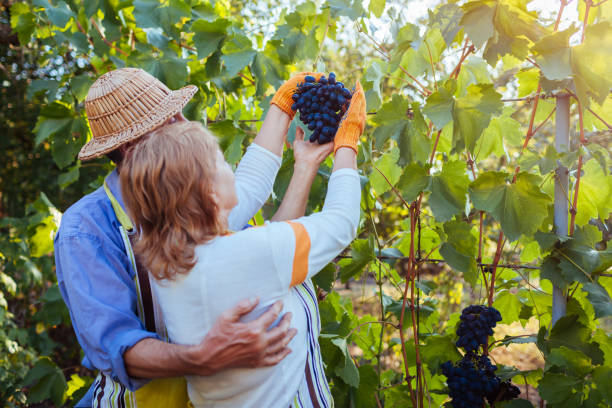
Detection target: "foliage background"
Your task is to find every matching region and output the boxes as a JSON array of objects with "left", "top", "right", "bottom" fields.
[{"left": 1, "top": 0, "right": 611, "bottom": 406}]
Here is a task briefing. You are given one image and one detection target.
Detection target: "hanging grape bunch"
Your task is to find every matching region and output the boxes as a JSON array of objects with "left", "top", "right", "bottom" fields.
[
  {"left": 441, "top": 305, "right": 520, "bottom": 407},
  {"left": 456, "top": 304, "right": 502, "bottom": 352},
  {"left": 291, "top": 72, "right": 352, "bottom": 144}
]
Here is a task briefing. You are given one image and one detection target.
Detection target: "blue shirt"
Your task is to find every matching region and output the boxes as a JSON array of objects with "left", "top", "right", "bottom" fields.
[{"left": 54, "top": 169, "right": 156, "bottom": 391}]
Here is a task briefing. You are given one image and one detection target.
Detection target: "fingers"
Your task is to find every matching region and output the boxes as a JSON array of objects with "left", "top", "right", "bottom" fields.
[
  {"left": 264, "top": 311, "right": 293, "bottom": 344},
  {"left": 224, "top": 297, "right": 259, "bottom": 322},
  {"left": 265, "top": 328, "right": 297, "bottom": 356},
  {"left": 258, "top": 347, "right": 292, "bottom": 367},
  {"left": 294, "top": 126, "right": 305, "bottom": 145},
  {"left": 252, "top": 300, "right": 283, "bottom": 330}
]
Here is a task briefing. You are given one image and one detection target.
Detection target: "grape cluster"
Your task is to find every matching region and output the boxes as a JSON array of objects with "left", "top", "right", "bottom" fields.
[
  {"left": 441, "top": 305, "right": 520, "bottom": 408},
  {"left": 442, "top": 353, "right": 519, "bottom": 408},
  {"left": 456, "top": 305, "right": 502, "bottom": 352},
  {"left": 291, "top": 72, "right": 352, "bottom": 144}
]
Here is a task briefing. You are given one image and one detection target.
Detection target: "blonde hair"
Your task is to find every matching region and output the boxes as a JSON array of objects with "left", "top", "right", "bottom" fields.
[{"left": 120, "top": 121, "right": 225, "bottom": 281}]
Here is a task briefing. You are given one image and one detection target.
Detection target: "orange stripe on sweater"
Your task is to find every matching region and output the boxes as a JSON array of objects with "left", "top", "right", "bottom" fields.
[{"left": 287, "top": 221, "right": 311, "bottom": 287}]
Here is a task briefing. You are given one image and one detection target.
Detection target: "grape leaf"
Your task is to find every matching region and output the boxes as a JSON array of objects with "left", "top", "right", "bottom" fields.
[
  {"left": 575, "top": 159, "right": 612, "bottom": 226},
  {"left": 221, "top": 34, "right": 257, "bottom": 77},
  {"left": 372, "top": 94, "right": 411, "bottom": 148},
  {"left": 397, "top": 164, "right": 431, "bottom": 203},
  {"left": 439, "top": 219, "right": 478, "bottom": 285},
  {"left": 571, "top": 22, "right": 612, "bottom": 105},
  {"left": 423, "top": 82, "right": 455, "bottom": 130},
  {"left": 531, "top": 27, "right": 577, "bottom": 81},
  {"left": 516, "top": 68, "right": 540, "bottom": 97},
  {"left": 45, "top": 1, "right": 75, "bottom": 29},
  {"left": 331, "top": 337, "right": 360, "bottom": 387},
  {"left": 429, "top": 160, "right": 469, "bottom": 222},
  {"left": 452, "top": 83, "right": 503, "bottom": 153},
  {"left": 370, "top": 148, "right": 401, "bottom": 195},
  {"left": 582, "top": 283, "right": 612, "bottom": 319},
  {"left": 396, "top": 103, "right": 430, "bottom": 166},
  {"left": 537, "top": 373, "right": 580, "bottom": 405},
  {"left": 369, "top": 0, "right": 385, "bottom": 18},
  {"left": 493, "top": 290, "right": 522, "bottom": 324},
  {"left": 460, "top": 0, "right": 495, "bottom": 48},
  {"left": 192, "top": 18, "right": 231, "bottom": 60},
  {"left": 469, "top": 172, "right": 551, "bottom": 241},
  {"left": 10, "top": 2, "right": 36, "bottom": 45}
]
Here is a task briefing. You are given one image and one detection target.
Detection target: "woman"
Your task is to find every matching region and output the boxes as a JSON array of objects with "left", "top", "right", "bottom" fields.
[{"left": 119, "top": 82, "right": 366, "bottom": 407}]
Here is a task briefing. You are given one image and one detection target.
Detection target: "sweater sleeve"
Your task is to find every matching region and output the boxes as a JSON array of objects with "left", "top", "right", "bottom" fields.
[
  {"left": 269, "top": 168, "right": 361, "bottom": 286},
  {"left": 228, "top": 143, "right": 282, "bottom": 231}
]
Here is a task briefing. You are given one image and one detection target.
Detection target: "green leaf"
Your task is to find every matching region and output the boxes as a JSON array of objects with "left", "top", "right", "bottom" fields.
[
  {"left": 516, "top": 68, "right": 540, "bottom": 98},
  {"left": 372, "top": 94, "right": 410, "bottom": 149},
  {"left": 531, "top": 27, "right": 577, "bottom": 81},
  {"left": 328, "top": 0, "right": 365, "bottom": 20},
  {"left": 547, "top": 314, "right": 604, "bottom": 364},
  {"left": 355, "top": 365, "right": 378, "bottom": 407},
  {"left": 132, "top": 0, "right": 160, "bottom": 28},
  {"left": 582, "top": 283, "right": 612, "bottom": 319},
  {"left": 397, "top": 163, "right": 431, "bottom": 203},
  {"left": 493, "top": 290, "right": 522, "bottom": 324},
  {"left": 221, "top": 34, "right": 257, "bottom": 77},
  {"left": 369, "top": 0, "right": 385, "bottom": 18},
  {"left": 69, "top": 74, "right": 94, "bottom": 103},
  {"left": 45, "top": 1, "right": 75, "bottom": 29},
  {"left": 313, "top": 263, "right": 336, "bottom": 292},
  {"left": 547, "top": 346, "right": 593, "bottom": 377},
  {"left": 364, "top": 59, "right": 386, "bottom": 111},
  {"left": 396, "top": 104, "right": 430, "bottom": 166},
  {"left": 420, "top": 334, "right": 462, "bottom": 375},
  {"left": 208, "top": 120, "right": 247, "bottom": 165},
  {"left": 192, "top": 18, "right": 230, "bottom": 60},
  {"left": 428, "top": 3, "right": 463, "bottom": 46},
  {"left": 452, "top": 83, "right": 503, "bottom": 152},
  {"left": 423, "top": 83, "right": 455, "bottom": 130},
  {"left": 439, "top": 219, "right": 478, "bottom": 285},
  {"left": 10, "top": 2, "right": 36, "bottom": 45},
  {"left": 58, "top": 165, "right": 80, "bottom": 189},
  {"left": 460, "top": 0, "right": 496, "bottom": 48},
  {"left": 331, "top": 337, "right": 360, "bottom": 387},
  {"left": 370, "top": 148, "right": 402, "bottom": 195},
  {"left": 429, "top": 160, "right": 469, "bottom": 222},
  {"left": 339, "top": 238, "right": 376, "bottom": 282},
  {"left": 24, "top": 357, "right": 67, "bottom": 406},
  {"left": 592, "top": 366, "right": 612, "bottom": 404},
  {"left": 143, "top": 55, "right": 188, "bottom": 90},
  {"left": 570, "top": 22, "right": 612, "bottom": 105},
  {"left": 469, "top": 172, "right": 551, "bottom": 241},
  {"left": 575, "top": 159, "right": 612, "bottom": 226},
  {"left": 538, "top": 372, "right": 579, "bottom": 405}
]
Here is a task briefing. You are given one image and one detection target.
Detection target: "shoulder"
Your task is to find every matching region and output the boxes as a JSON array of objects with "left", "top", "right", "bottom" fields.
[{"left": 54, "top": 186, "right": 121, "bottom": 246}]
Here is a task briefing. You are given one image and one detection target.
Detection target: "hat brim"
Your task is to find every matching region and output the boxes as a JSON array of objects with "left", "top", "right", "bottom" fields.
[{"left": 78, "top": 84, "right": 198, "bottom": 161}]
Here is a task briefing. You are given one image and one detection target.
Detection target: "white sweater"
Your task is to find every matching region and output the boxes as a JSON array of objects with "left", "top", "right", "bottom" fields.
[{"left": 151, "top": 144, "right": 361, "bottom": 407}]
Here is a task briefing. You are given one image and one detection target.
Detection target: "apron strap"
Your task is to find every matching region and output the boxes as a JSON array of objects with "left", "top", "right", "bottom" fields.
[
  {"left": 103, "top": 179, "right": 156, "bottom": 332},
  {"left": 103, "top": 180, "right": 134, "bottom": 231}
]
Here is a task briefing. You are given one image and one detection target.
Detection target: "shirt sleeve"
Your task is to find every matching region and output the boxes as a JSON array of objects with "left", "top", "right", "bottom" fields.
[
  {"left": 269, "top": 168, "right": 361, "bottom": 286},
  {"left": 54, "top": 233, "right": 158, "bottom": 391},
  {"left": 228, "top": 143, "right": 282, "bottom": 231}
]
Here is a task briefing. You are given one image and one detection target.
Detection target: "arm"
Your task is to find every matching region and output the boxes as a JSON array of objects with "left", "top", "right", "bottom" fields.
[
  {"left": 124, "top": 298, "right": 296, "bottom": 377},
  {"left": 271, "top": 126, "right": 333, "bottom": 222}
]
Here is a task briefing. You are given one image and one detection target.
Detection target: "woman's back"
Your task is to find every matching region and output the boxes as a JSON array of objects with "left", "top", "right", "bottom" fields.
[{"left": 152, "top": 225, "right": 309, "bottom": 407}]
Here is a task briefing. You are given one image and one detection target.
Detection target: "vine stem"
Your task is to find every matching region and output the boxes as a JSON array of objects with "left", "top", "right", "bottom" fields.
[
  {"left": 582, "top": 0, "right": 593, "bottom": 42},
  {"left": 488, "top": 231, "right": 505, "bottom": 307},
  {"left": 90, "top": 18, "right": 128, "bottom": 56},
  {"left": 313, "top": 13, "right": 331, "bottom": 70},
  {"left": 357, "top": 23, "right": 431, "bottom": 96}
]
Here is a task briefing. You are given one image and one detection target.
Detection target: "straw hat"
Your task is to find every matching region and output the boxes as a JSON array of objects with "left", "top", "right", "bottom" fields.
[{"left": 78, "top": 68, "right": 197, "bottom": 161}]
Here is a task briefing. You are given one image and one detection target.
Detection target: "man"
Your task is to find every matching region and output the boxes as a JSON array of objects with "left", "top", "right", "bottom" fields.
[{"left": 54, "top": 68, "right": 331, "bottom": 406}]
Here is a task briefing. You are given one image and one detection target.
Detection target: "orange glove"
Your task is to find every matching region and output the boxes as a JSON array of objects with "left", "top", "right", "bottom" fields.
[
  {"left": 270, "top": 72, "right": 324, "bottom": 118},
  {"left": 334, "top": 81, "right": 366, "bottom": 154}
]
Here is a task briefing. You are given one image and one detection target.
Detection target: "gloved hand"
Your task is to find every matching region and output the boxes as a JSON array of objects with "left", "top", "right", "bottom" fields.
[
  {"left": 271, "top": 72, "right": 324, "bottom": 118},
  {"left": 334, "top": 81, "right": 366, "bottom": 154}
]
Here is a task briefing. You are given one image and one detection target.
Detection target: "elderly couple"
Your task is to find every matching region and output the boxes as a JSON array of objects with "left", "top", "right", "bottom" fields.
[{"left": 54, "top": 67, "right": 366, "bottom": 407}]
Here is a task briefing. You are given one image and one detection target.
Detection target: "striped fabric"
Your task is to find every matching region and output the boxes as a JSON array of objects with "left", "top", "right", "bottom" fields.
[{"left": 292, "top": 279, "right": 334, "bottom": 408}]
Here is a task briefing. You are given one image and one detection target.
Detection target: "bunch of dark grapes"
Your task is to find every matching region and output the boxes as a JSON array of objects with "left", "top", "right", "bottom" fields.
[
  {"left": 291, "top": 72, "right": 352, "bottom": 144},
  {"left": 441, "top": 305, "right": 520, "bottom": 408},
  {"left": 441, "top": 354, "right": 500, "bottom": 408},
  {"left": 456, "top": 305, "right": 502, "bottom": 352}
]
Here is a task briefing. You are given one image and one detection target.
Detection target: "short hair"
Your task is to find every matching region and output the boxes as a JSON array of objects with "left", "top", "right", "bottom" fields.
[{"left": 119, "top": 121, "right": 225, "bottom": 281}]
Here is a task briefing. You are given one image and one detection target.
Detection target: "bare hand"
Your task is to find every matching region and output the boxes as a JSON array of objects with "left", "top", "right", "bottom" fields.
[
  {"left": 186, "top": 298, "right": 296, "bottom": 375},
  {"left": 292, "top": 126, "right": 334, "bottom": 174}
]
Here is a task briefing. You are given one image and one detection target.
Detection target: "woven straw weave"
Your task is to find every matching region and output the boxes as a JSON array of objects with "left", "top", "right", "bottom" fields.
[{"left": 78, "top": 68, "right": 197, "bottom": 161}]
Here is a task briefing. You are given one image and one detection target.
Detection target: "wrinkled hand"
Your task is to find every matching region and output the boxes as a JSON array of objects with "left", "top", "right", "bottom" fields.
[
  {"left": 292, "top": 126, "right": 334, "bottom": 174},
  {"left": 334, "top": 81, "right": 366, "bottom": 154},
  {"left": 188, "top": 298, "right": 296, "bottom": 375},
  {"left": 271, "top": 72, "right": 324, "bottom": 118}
]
